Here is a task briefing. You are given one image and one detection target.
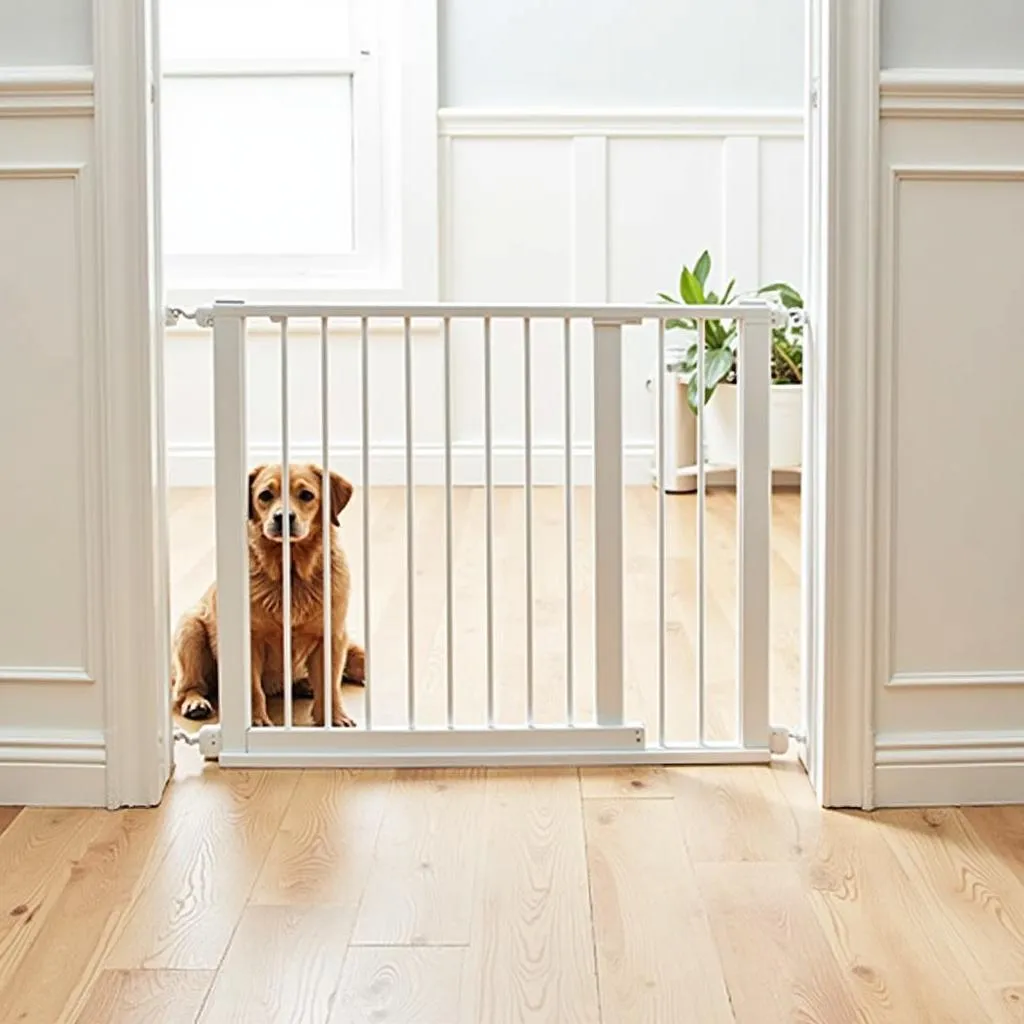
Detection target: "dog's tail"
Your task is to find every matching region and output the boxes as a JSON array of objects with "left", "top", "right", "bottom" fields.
[{"left": 343, "top": 643, "right": 366, "bottom": 686}]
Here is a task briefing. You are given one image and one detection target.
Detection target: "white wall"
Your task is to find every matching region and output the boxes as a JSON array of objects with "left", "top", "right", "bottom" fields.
[
  {"left": 439, "top": 0, "right": 804, "bottom": 108},
  {"left": 872, "top": 71, "right": 1024, "bottom": 805},
  {"left": 165, "top": 112, "right": 805, "bottom": 486},
  {"left": 882, "top": 0, "right": 1024, "bottom": 70},
  {"left": 0, "top": 0, "right": 92, "bottom": 66}
]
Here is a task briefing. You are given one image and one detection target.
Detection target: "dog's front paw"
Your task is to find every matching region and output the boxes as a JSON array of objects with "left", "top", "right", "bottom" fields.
[
  {"left": 181, "top": 694, "right": 213, "bottom": 720},
  {"left": 252, "top": 710, "right": 274, "bottom": 727},
  {"left": 333, "top": 711, "right": 357, "bottom": 728}
]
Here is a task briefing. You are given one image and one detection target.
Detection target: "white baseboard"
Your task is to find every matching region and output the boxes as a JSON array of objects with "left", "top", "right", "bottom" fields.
[
  {"left": 167, "top": 442, "right": 656, "bottom": 488},
  {"left": 874, "top": 731, "right": 1024, "bottom": 807},
  {"left": 0, "top": 731, "right": 107, "bottom": 807}
]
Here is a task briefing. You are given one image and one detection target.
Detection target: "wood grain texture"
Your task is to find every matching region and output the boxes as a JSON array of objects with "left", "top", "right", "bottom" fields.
[
  {"left": 875, "top": 809, "right": 1024, "bottom": 993},
  {"left": 696, "top": 862, "right": 866, "bottom": 1024},
  {"left": 351, "top": 769, "right": 485, "bottom": 945},
  {"left": 199, "top": 906, "right": 351, "bottom": 1024},
  {"left": 584, "top": 798, "right": 733, "bottom": 1023},
  {"left": 0, "top": 809, "right": 102, "bottom": 993},
  {"left": 330, "top": 948, "right": 464, "bottom": 1024},
  {"left": 105, "top": 769, "right": 300, "bottom": 970},
  {"left": 578, "top": 765, "right": 673, "bottom": 799},
  {"left": 0, "top": 808, "right": 165, "bottom": 1023},
  {"left": 251, "top": 769, "right": 392, "bottom": 907},
  {"left": 669, "top": 764, "right": 801, "bottom": 862},
  {"left": 74, "top": 969, "right": 214, "bottom": 1024},
  {"left": 460, "top": 769, "right": 600, "bottom": 1024}
]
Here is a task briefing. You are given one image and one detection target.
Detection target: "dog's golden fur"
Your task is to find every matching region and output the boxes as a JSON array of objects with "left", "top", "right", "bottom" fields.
[{"left": 171, "top": 463, "right": 365, "bottom": 727}]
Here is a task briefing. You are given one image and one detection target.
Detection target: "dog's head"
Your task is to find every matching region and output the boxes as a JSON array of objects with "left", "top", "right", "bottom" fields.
[{"left": 247, "top": 463, "right": 353, "bottom": 544}]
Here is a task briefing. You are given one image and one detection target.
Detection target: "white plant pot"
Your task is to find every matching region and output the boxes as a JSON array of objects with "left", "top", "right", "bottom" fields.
[{"left": 703, "top": 382, "right": 803, "bottom": 470}]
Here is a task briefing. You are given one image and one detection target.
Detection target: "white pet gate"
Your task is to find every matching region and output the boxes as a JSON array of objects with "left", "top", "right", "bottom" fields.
[{"left": 194, "top": 300, "right": 786, "bottom": 768}]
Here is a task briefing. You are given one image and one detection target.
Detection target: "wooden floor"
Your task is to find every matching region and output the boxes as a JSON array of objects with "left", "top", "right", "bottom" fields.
[
  {"left": 169, "top": 486, "right": 802, "bottom": 741},
  {"left": 4, "top": 759, "right": 1024, "bottom": 1021}
]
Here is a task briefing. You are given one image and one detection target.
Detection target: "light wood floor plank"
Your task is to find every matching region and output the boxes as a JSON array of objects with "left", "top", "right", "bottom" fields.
[
  {"left": 460, "top": 769, "right": 600, "bottom": 1024},
  {"left": 105, "top": 769, "right": 299, "bottom": 970},
  {"left": 198, "top": 906, "right": 350, "bottom": 1024},
  {"left": 875, "top": 808, "right": 1024, "bottom": 993},
  {"left": 0, "top": 808, "right": 166, "bottom": 1023},
  {"left": 250, "top": 769, "right": 393, "bottom": 907},
  {"left": 584, "top": 798, "right": 734, "bottom": 1023},
  {"left": 669, "top": 765, "right": 801, "bottom": 862},
  {"left": 578, "top": 765, "right": 673, "bottom": 799},
  {"left": 330, "top": 948, "right": 464, "bottom": 1024},
  {"left": 351, "top": 768, "right": 486, "bottom": 946},
  {"left": 0, "top": 809, "right": 103, "bottom": 993},
  {"left": 696, "top": 862, "right": 866, "bottom": 1024},
  {"left": 74, "top": 969, "right": 214, "bottom": 1024}
]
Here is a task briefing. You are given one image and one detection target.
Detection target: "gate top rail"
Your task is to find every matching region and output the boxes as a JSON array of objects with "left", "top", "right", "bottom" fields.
[{"left": 196, "top": 300, "right": 787, "bottom": 326}]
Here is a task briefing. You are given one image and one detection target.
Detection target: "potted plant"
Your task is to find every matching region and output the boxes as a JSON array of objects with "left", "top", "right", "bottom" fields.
[{"left": 658, "top": 251, "right": 805, "bottom": 470}]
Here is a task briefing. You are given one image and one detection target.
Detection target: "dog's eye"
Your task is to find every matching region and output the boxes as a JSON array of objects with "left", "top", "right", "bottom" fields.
[
  {"left": 257, "top": 489, "right": 274, "bottom": 503},
  {"left": 298, "top": 489, "right": 315, "bottom": 503}
]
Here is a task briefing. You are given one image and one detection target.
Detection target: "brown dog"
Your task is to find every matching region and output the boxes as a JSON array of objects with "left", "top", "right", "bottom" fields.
[{"left": 171, "top": 463, "right": 365, "bottom": 727}]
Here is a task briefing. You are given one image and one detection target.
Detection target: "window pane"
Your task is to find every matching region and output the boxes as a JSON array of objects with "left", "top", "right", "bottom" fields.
[
  {"left": 161, "top": 76, "right": 354, "bottom": 257},
  {"left": 161, "top": 0, "right": 351, "bottom": 62}
]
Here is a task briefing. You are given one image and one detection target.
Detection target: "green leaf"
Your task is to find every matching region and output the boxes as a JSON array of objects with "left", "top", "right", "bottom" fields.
[
  {"left": 758, "top": 282, "right": 803, "bottom": 308},
  {"left": 721, "top": 278, "right": 736, "bottom": 305},
  {"left": 679, "top": 267, "right": 704, "bottom": 306},
  {"left": 704, "top": 347, "right": 735, "bottom": 388},
  {"left": 694, "top": 250, "right": 711, "bottom": 287},
  {"left": 657, "top": 292, "right": 678, "bottom": 304}
]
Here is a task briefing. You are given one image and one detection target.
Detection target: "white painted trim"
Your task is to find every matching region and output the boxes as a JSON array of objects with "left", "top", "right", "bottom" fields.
[
  {"left": 0, "top": 66, "right": 94, "bottom": 117},
  {"left": 874, "top": 731, "right": 1024, "bottom": 806},
  {"left": 438, "top": 107, "right": 804, "bottom": 138},
  {"left": 888, "top": 670, "right": 1024, "bottom": 689},
  {"left": 167, "top": 442, "right": 657, "bottom": 488},
  {"left": 876, "top": 164, "right": 1024, "bottom": 721},
  {"left": 93, "top": 0, "right": 173, "bottom": 809},
  {"left": 0, "top": 731, "right": 107, "bottom": 807},
  {"left": 807, "top": 0, "right": 880, "bottom": 809},
  {"left": 0, "top": 668, "right": 94, "bottom": 685},
  {"left": 880, "top": 68, "right": 1024, "bottom": 119}
]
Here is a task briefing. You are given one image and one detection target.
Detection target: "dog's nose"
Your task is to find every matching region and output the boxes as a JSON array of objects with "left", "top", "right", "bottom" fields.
[{"left": 272, "top": 510, "right": 297, "bottom": 532}]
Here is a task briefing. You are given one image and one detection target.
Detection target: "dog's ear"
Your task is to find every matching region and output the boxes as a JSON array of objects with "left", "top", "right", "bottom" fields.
[
  {"left": 325, "top": 470, "right": 353, "bottom": 526},
  {"left": 247, "top": 465, "right": 265, "bottom": 521}
]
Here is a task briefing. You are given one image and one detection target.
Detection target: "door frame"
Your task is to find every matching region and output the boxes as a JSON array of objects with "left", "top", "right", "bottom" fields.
[
  {"left": 94, "top": 0, "right": 173, "bottom": 807},
  {"left": 801, "top": 0, "right": 881, "bottom": 807},
  {"left": 94, "top": 0, "right": 881, "bottom": 807}
]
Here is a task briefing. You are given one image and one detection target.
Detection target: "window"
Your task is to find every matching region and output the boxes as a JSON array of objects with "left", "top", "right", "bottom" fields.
[{"left": 159, "top": 0, "right": 436, "bottom": 304}]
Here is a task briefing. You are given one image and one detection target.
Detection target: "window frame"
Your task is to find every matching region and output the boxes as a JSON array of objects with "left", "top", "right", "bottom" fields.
[{"left": 159, "top": 0, "right": 437, "bottom": 307}]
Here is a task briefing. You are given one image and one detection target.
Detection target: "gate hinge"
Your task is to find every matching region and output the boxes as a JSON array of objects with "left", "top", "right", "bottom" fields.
[{"left": 165, "top": 306, "right": 214, "bottom": 328}]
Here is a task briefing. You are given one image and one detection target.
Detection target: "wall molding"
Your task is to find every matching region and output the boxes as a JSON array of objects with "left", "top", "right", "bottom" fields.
[
  {"left": 168, "top": 441, "right": 656, "bottom": 488},
  {"left": 0, "top": 66, "right": 94, "bottom": 117},
  {"left": 0, "top": 667, "right": 94, "bottom": 685},
  {"left": 875, "top": 730, "right": 1024, "bottom": 806},
  {"left": 888, "top": 670, "right": 1024, "bottom": 689},
  {"left": 0, "top": 730, "right": 106, "bottom": 806},
  {"left": 881, "top": 69, "right": 1024, "bottom": 120},
  {"left": 438, "top": 107, "right": 803, "bottom": 138},
  {"left": 877, "top": 164, "right": 1024, "bottom": 724}
]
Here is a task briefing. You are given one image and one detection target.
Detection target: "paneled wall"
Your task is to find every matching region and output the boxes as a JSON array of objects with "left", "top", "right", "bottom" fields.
[
  {"left": 0, "top": 68, "right": 106, "bottom": 803},
  {"left": 165, "top": 109, "right": 804, "bottom": 485},
  {"left": 872, "top": 72, "right": 1024, "bottom": 804}
]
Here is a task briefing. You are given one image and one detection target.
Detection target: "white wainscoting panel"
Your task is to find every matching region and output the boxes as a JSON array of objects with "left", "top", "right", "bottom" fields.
[
  {"left": 166, "top": 108, "right": 805, "bottom": 485},
  {"left": 873, "top": 75, "right": 1024, "bottom": 805},
  {"left": 0, "top": 69, "right": 106, "bottom": 804}
]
